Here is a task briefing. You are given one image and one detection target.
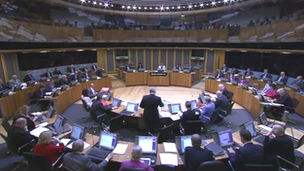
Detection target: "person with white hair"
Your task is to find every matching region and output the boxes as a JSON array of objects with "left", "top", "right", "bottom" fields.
[
  {"left": 215, "top": 90, "right": 230, "bottom": 113},
  {"left": 263, "top": 125, "right": 295, "bottom": 169},
  {"left": 63, "top": 139, "right": 112, "bottom": 171},
  {"left": 59, "top": 75, "right": 69, "bottom": 86},
  {"left": 275, "top": 71, "right": 288, "bottom": 85},
  {"left": 290, "top": 75, "right": 304, "bottom": 89},
  {"left": 140, "top": 87, "right": 164, "bottom": 134},
  {"left": 119, "top": 145, "right": 154, "bottom": 171},
  {"left": 271, "top": 88, "right": 293, "bottom": 119},
  {"left": 218, "top": 84, "right": 229, "bottom": 98},
  {"left": 88, "top": 82, "right": 97, "bottom": 97}
]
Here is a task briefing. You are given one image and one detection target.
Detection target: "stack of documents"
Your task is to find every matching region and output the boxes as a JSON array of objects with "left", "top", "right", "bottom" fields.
[
  {"left": 30, "top": 127, "right": 50, "bottom": 137},
  {"left": 159, "top": 153, "right": 178, "bottom": 166},
  {"left": 163, "top": 143, "right": 178, "bottom": 153},
  {"left": 170, "top": 115, "right": 180, "bottom": 121},
  {"left": 113, "top": 144, "right": 128, "bottom": 154}
]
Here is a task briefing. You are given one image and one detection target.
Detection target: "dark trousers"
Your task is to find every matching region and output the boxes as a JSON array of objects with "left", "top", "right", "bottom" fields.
[
  {"left": 145, "top": 119, "right": 160, "bottom": 134},
  {"left": 271, "top": 106, "right": 285, "bottom": 119}
]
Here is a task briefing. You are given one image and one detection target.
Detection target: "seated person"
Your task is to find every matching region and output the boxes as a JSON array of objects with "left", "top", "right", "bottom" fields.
[
  {"left": 13, "top": 105, "right": 35, "bottom": 131},
  {"left": 53, "top": 67, "right": 62, "bottom": 75},
  {"left": 96, "top": 68, "right": 103, "bottom": 77},
  {"left": 260, "top": 69, "right": 272, "bottom": 79},
  {"left": 275, "top": 72, "right": 288, "bottom": 85},
  {"left": 199, "top": 97, "right": 215, "bottom": 123},
  {"left": 263, "top": 125, "right": 295, "bottom": 169},
  {"left": 82, "top": 70, "right": 90, "bottom": 79},
  {"left": 59, "top": 75, "right": 69, "bottom": 86},
  {"left": 34, "top": 131, "right": 65, "bottom": 164},
  {"left": 227, "top": 73, "right": 237, "bottom": 83},
  {"left": 0, "top": 78, "right": 7, "bottom": 91},
  {"left": 271, "top": 88, "right": 293, "bottom": 119},
  {"left": 157, "top": 63, "right": 166, "bottom": 71},
  {"left": 244, "top": 68, "right": 253, "bottom": 77},
  {"left": 215, "top": 69, "right": 224, "bottom": 79},
  {"left": 91, "top": 63, "right": 98, "bottom": 71},
  {"left": 173, "top": 64, "right": 181, "bottom": 71},
  {"left": 45, "top": 80, "right": 55, "bottom": 92},
  {"left": 81, "top": 89, "right": 93, "bottom": 107},
  {"left": 69, "top": 71, "right": 81, "bottom": 82},
  {"left": 24, "top": 70, "right": 35, "bottom": 82},
  {"left": 126, "top": 62, "right": 134, "bottom": 71},
  {"left": 119, "top": 145, "right": 154, "bottom": 171},
  {"left": 32, "top": 85, "right": 45, "bottom": 99},
  {"left": 180, "top": 101, "right": 199, "bottom": 130},
  {"left": 91, "top": 96, "right": 112, "bottom": 119},
  {"left": 228, "top": 129, "right": 264, "bottom": 171},
  {"left": 185, "top": 134, "right": 214, "bottom": 171},
  {"left": 67, "top": 64, "right": 76, "bottom": 73},
  {"left": 221, "top": 64, "right": 228, "bottom": 72},
  {"left": 238, "top": 75, "right": 249, "bottom": 85},
  {"left": 8, "top": 118, "right": 33, "bottom": 152},
  {"left": 137, "top": 63, "right": 144, "bottom": 70},
  {"left": 263, "top": 79, "right": 273, "bottom": 92},
  {"left": 231, "top": 67, "right": 239, "bottom": 74},
  {"left": 63, "top": 139, "right": 112, "bottom": 171},
  {"left": 9, "top": 75, "right": 21, "bottom": 88},
  {"left": 264, "top": 84, "right": 279, "bottom": 99},
  {"left": 88, "top": 83, "right": 97, "bottom": 97},
  {"left": 44, "top": 69, "right": 52, "bottom": 78},
  {"left": 215, "top": 91, "right": 230, "bottom": 113},
  {"left": 290, "top": 76, "right": 304, "bottom": 89},
  {"left": 218, "top": 84, "right": 229, "bottom": 99},
  {"left": 80, "top": 65, "right": 88, "bottom": 72}
]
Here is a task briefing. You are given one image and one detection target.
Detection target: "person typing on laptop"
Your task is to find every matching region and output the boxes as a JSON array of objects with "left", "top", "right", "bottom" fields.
[
  {"left": 63, "top": 139, "right": 113, "bottom": 171},
  {"left": 119, "top": 145, "right": 154, "bottom": 171},
  {"left": 199, "top": 97, "right": 215, "bottom": 123}
]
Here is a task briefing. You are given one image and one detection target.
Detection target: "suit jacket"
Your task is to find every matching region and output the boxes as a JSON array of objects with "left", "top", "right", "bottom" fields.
[
  {"left": 69, "top": 75, "right": 81, "bottom": 82},
  {"left": 221, "top": 88, "right": 230, "bottom": 99},
  {"left": 244, "top": 71, "right": 253, "bottom": 76},
  {"left": 0, "top": 83, "right": 7, "bottom": 91},
  {"left": 264, "top": 135, "right": 295, "bottom": 168},
  {"left": 63, "top": 152, "right": 108, "bottom": 171},
  {"left": 215, "top": 95, "right": 230, "bottom": 112},
  {"left": 53, "top": 70, "right": 62, "bottom": 75},
  {"left": 221, "top": 66, "right": 228, "bottom": 72},
  {"left": 137, "top": 65, "right": 144, "bottom": 70},
  {"left": 260, "top": 73, "right": 272, "bottom": 79},
  {"left": 91, "top": 100, "right": 111, "bottom": 115},
  {"left": 80, "top": 67, "right": 88, "bottom": 72},
  {"left": 275, "top": 76, "right": 288, "bottom": 85},
  {"left": 45, "top": 82, "right": 55, "bottom": 92},
  {"left": 275, "top": 93, "right": 293, "bottom": 109},
  {"left": 215, "top": 72, "right": 224, "bottom": 79},
  {"left": 91, "top": 65, "right": 98, "bottom": 70},
  {"left": 59, "top": 78, "right": 69, "bottom": 86},
  {"left": 185, "top": 146, "right": 214, "bottom": 171},
  {"left": 291, "top": 80, "right": 304, "bottom": 89},
  {"left": 119, "top": 160, "right": 154, "bottom": 171},
  {"left": 24, "top": 74, "right": 35, "bottom": 82},
  {"left": 13, "top": 115, "right": 35, "bottom": 131},
  {"left": 9, "top": 79, "right": 21, "bottom": 88},
  {"left": 232, "top": 69, "right": 239, "bottom": 74},
  {"left": 229, "top": 143, "right": 264, "bottom": 171},
  {"left": 8, "top": 126, "right": 33, "bottom": 152},
  {"left": 82, "top": 73, "right": 90, "bottom": 79},
  {"left": 44, "top": 72, "right": 52, "bottom": 78},
  {"left": 228, "top": 76, "right": 236, "bottom": 82},
  {"left": 32, "top": 89, "right": 45, "bottom": 99},
  {"left": 87, "top": 87, "right": 97, "bottom": 97},
  {"left": 67, "top": 67, "right": 75, "bottom": 73},
  {"left": 140, "top": 94, "right": 164, "bottom": 121},
  {"left": 96, "top": 69, "right": 102, "bottom": 77},
  {"left": 180, "top": 110, "right": 199, "bottom": 129}
]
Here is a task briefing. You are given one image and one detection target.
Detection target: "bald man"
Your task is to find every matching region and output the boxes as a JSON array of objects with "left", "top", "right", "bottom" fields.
[
  {"left": 9, "top": 75, "right": 21, "bottom": 87},
  {"left": 8, "top": 118, "right": 33, "bottom": 152},
  {"left": 185, "top": 134, "right": 214, "bottom": 171},
  {"left": 263, "top": 125, "right": 294, "bottom": 169}
]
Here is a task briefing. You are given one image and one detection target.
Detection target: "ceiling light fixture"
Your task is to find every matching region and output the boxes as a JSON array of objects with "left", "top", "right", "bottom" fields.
[
  {"left": 177, "top": 6, "right": 181, "bottom": 9},
  {"left": 93, "top": 1, "right": 96, "bottom": 5}
]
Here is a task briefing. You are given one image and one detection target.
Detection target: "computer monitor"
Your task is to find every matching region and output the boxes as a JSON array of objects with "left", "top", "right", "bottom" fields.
[
  {"left": 98, "top": 132, "right": 118, "bottom": 150},
  {"left": 190, "top": 100, "right": 198, "bottom": 109},
  {"left": 53, "top": 115, "right": 64, "bottom": 130},
  {"left": 45, "top": 106, "right": 55, "bottom": 119},
  {"left": 70, "top": 124, "right": 85, "bottom": 140},
  {"left": 169, "top": 103, "right": 181, "bottom": 114},
  {"left": 136, "top": 136, "right": 157, "bottom": 154},
  {"left": 239, "top": 121, "right": 257, "bottom": 137},
  {"left": 112, "top": 98, "right": 122, "bottom": 108},
  {"left": 259, "top": 112, "right": 268, "bottom": 125},
  {"left": 126, "top": 102, "right": 138, "bottom": 112},
  {"left": 217, "top": 129, "right": 234, "bottom": 147},
  {"left": 180, "top": 136, "right": 192, "bottom": 153}
]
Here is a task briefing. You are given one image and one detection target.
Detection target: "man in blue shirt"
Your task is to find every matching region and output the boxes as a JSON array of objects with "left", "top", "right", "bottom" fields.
[{"left": 199, "top": 97, "right": 215, "bottom": 123}]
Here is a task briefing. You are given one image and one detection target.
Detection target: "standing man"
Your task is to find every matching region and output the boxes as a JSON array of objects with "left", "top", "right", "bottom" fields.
[{"left": 140, "top": 87, "right": 164, "bottom": 134}]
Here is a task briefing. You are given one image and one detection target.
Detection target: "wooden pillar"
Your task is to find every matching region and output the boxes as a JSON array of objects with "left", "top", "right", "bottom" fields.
[
  {"left": 97, "top": 49, "right": 107, "bottom": 72},
  {"left": 136, "top": 49, "right": 138, "bottom": 66},
  {"left": 143, "top": 49, "right": 146, "bottom": 69},
  {"left": 204, "top": 50, "right": 208, "bottom": 73},
  {"left": 181, "top": 50, "right": 184, "bottom": 68},
  {"left": 173, "top": 50, "right": 176, "bottom": 66},
  {"left": 1, "top": 53, "right": 8, "bottom": 82},
  {"left": 214, "top": 50, "right": 225, "bottom": 72},
  {"left": 151, "top": 49, "right": 153, "bottom": 70},
  {"left": 113, "top": 50, "right": 116, "bottom": 71}
]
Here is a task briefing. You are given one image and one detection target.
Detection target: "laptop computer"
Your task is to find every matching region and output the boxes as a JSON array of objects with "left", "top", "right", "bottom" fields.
[
  {"left": 46, "top": 115, "right": 71, "bottom": 134},
  {"left": 258, "top": 112, "right": 274, "bottom": 127},
  {"left": 175, "top": 136, "right": 192, "bottom": 156},
  {"left": 87, "top": 132, "right": 118, "bottom": 161},
  {"left": 168, "top": 103, "right": 181, "bottom": 114},
  {"left": 213, "top": 129, "right": 237, "bottom": 151},
  {"left": 239, "top": 121, "right": 265, "bottom": 144},
  {"left": 198, "top": 94, "right": 206, "bottom": 104},
  {"left": 36, "top": 106, "right": 55, "bottom": 123},
  {"left": 63, "top": 123, "right": 85, "bottom": 146},
  {"left": 100, "top": 87, "right": 110, "bottom": 93},
  {"left": 135, "top": 136, "right": 158, "bottom": 166},
  {"left": 190, "top": 100, "right": 198, "bottom": 109},
  {"left": 110, "top": 98, "right": 122, "bottom": 109},
  {"left": 119, "top": 102, "right": 138, "bottom": 116}
]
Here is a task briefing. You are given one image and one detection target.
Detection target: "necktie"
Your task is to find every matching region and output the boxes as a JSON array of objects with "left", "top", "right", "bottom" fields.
[
  {"left": 278, "top": 77, "right": 282, "bottom": 82},
  {"left": 263, "top": 74, "right": 266, "bottom": 79},
  {"left": 71, "top": 68, "right": 74, "bottom": 73}
]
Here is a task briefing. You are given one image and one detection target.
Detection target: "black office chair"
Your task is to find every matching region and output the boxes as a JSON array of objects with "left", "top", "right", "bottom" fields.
[
  {"left": 80, "top": 97, "right": 91, "bottom": 122},
  {"left": 197, "top": 161, "right": 226, "bottom": 171},
  {"left": 229, "top": 161, "right": 274, "bottom": 171},
  {"left": 122, "top": 168, "right": 146, "bottom": 171},
  {"left": 26, "top": 91, "right": 41, "bottom": 112},
  {"left": 157, "top": 123, "right": 175, "bottom": 143},
  {"left": 202, "top": 107, "right": 220, "bottom": 134},
  {"left": 284, "top": 98, "right": 300, "bottom": 125},
  {"left": 218, "top": 101, "right": 235, "bottom": 128},
  {"left": 185, "top": 120, "right": 203, "bottom": 135},
  {"left": 277, "top": 155, "right": 299, "bottom": 171},
  {"left": 23, "top": 152, "right": 64, "bottom": 171},
  {"left": 159, "top": 165, "right": 176, "bottom": 171},
  {"left": 227, "top": 91, "right": 234, "bottom": 102},
  {"left": 1, "top": 118, "right": 11, "bottom": 133},
  {"left": 0, "top": 133, "right": 35, "bottom": 155}
]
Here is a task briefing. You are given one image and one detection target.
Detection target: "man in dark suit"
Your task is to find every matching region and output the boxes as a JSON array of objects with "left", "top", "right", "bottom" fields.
[
  {"left": 24, "top": 70, "right": 35, "bottom": 82},
  {"left": 67, "top": 64, "right": 75, "bottom": 73},
  {"left": 221, "top": 64, "right": 228, "bottom": 72},
  {"left": 44, "top": 69, "right": 52, "bottom": 78},
  {"left": 263, "top": 125, "right": 295, "bottom": 169},
  {"left": 215, "top": 69, "right": 224, "bottom": 79},
  {"left": 82, "top": 70, "right": 90, "bottom": 80},
  {"left": 69, "top": 71, "right": 81, "bottom": 82},
  {"left": 290, "top": 76, "right": 304, "bottom": 89},
  {"left": 260, "top": 69, "right": 272, "bottom": 80},
  {"left": 180, "top": 101, "right": 199, "bottom": 131},
  {"left": 53, "top": 67, "right": 62, "bottom": 75},
  {"left": 185, "top": 134, "right": 214, "bottom": 171},
  {"left": 59, "top": 75, "right": 69, "bottom": 86},
  {"left": 0, "top": 78, "right": 7, "bottom": 91},
  {"left": 32, "top": 85, "right": 45, "bottom": 99},
  {"left": 231, "top": 67, "right": 239, "bottom": 74},
  {"left": 91, "top": 63, "right": 98, "bottom": 71},
  {"left": 96, "top": 69, "right": 103, "bottom": 77},
  {"left": 63, "top": 139, "right": 112, "bottom": 171},
  {"left": 244, "top": 68, "right": 253, "bottom": 77},
  {"left": 45, "top": 80, "right": 55, "bottom": 92},
  {"left": 137, "top": 63, "right": 144, "bottom": 70},
  {"left": 227, "top": 129, "right": 264, "bottom": 171},
  {"left": 218, "top": 84, "right": 230, "bottom": 99},
  {"left": 91, "top": 96, "right": 111, "bottom": 119},
  {"left": 275, "top": 72, "right": 288, "bottom": 85},
  {"left": 140, "top": 87, "right": 164, "bottom": 134},
  {"left": 8, "top": 118, "right": 33, "bottom": 152},
  {"left": 215, "top": 91, "right": 230, "bottom": 112},
  {"left": 80, "top": 65, "right": 88, "bottom": 72},
  {"left": 271, "top": 88, "right": 293, "bottom": 119}
]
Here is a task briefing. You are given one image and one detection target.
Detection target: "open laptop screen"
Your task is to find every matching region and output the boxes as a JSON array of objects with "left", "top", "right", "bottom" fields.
[
  {"left": 190, "top": 100, "right": 198, "bottom": 109},
  {"left": 70, "top": 124, "right": 84, "bottom": 140},
  {"left": 138, "top": 136, "right": 157, "bottom": 154},
  {"left": 240, "top": 121, "right": 257, "bottom": 137},
  {"left": 181, "top": 136, "right": 192, "bottom": 153},
  {"left": 259, "top": 112, "right": 268, "bottom": 125},
  {"left": 170, "top": 103, "right": 181, "bottom": 114},
  {"left": 112, "top": 98, "right": 121, "bottom": 107},
  {"left": 126, "top": 102, "right": 137, "bottom": 112},
  {"left": 53, "top": 115, "right": 64, "bottom": 129},
  {"left": 218, "top": 130, "right": 234, "bottom": 147},
  {"left": 99, "top": 132, "right": 117, "bottom": 150},
  {"left": 45, "top": 106, "right": 54, "bottom": 119}
]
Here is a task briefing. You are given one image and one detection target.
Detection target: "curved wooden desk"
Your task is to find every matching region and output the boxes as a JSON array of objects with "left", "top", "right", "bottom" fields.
[
  {"left": 125, "top": 72, "right": 148, "bottom": 86},
  {"left": 205, "top": 79, "right": 263, "bottom": 119}
]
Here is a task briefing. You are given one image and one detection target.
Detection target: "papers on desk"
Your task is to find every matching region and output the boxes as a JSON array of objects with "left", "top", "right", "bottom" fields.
[
  {"left": 113, "top": 144, "right": 128, "bottom": 154},
  {"left": 97, "top": 77, "right": 101, "bottom": 79},
  {"left": 67, "top": 141, "right": 90, "bottom": 150},
  {"left": 209, "top": 94, "right": 217, "bottom": 99},
  {"left": 170, "top": 114, "right": 180, "bottom": 121},
  {"left": 30, "top": 127, "right": 50, "bottom": 137},
  {"left": 159, "top": 111, "right": 171, "bottom": 118},
  {"left": 258, "top": 125, "right": 272, "bottom": 132},
  {"left": 37, "top": 122, "right": 48, "bottom": 127},
  {"left": 31, "top": 112, "right": 43, "bottom": 116},
  {"left": 163, "top": 143, "right": 177, "bottom": 153},
  {"left": 159, "top": 153, "right": 178, "bottom": 166},
  {"left": 8, "top": 91, "right": 14, "bottom": 95},
  {"left": 45, "top": 92, "right": 52, "bottom": 96},
  {"left": 61, "top": 138, "right": 71, "bottom": 146}
]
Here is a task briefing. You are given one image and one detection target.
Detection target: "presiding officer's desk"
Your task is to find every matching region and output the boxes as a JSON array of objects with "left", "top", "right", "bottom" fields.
[{"left": 125, "top": 72, "right": 148, "bottom": 86}]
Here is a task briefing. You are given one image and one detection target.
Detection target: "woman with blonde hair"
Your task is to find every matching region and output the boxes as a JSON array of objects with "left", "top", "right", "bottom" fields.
[
  {"left": 13, "top": 105, "right": 35, "bottom": 131},
  {"left": 34, "top": 131, "right": 65, "bottom": 164}
]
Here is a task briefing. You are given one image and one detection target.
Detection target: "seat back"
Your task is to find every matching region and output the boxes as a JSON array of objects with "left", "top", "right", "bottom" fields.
[
  {"left": 197, "top": 161, "right": 226, "bottom": 171},
  {"left": 292, "top": 98, "right": 300, "bottom": 109},
  {"left": 244, "top": 164, "right": 274, "bottom": 171},
  {"left": 0, "top": 133, "right": 18, "bottom": 154},
  {"left": 209, "top": 107, "right": 220, "bottom": 124},
  {"left": 297, "top": 135, "right": 304, "bottom": 148},
  {"left": 227, "top": 91, "right": 234, "bottom": 100},
  {"left": 80, "top": 97, "right": 90, "bottom": 112},
  {"left": 227, "top": 101, "right": 235, "bottom": 115},
  {"left": 122, "top": 168, "right": 146, "bottom": 171},
  {"left": 277, "top": 155, "right": 299, "bottom": 170},
  {"left": 185, "top": 120, "right": 203, "bottom": 135},
  {"left": 1, "top": 118, "right": 11, "bottom": 133},
  {"left": 158, "top": 123, "right": 175, "bottom": 143},
  {"left": 23, "top": 152, "right": 51, "bottom": 171}
]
